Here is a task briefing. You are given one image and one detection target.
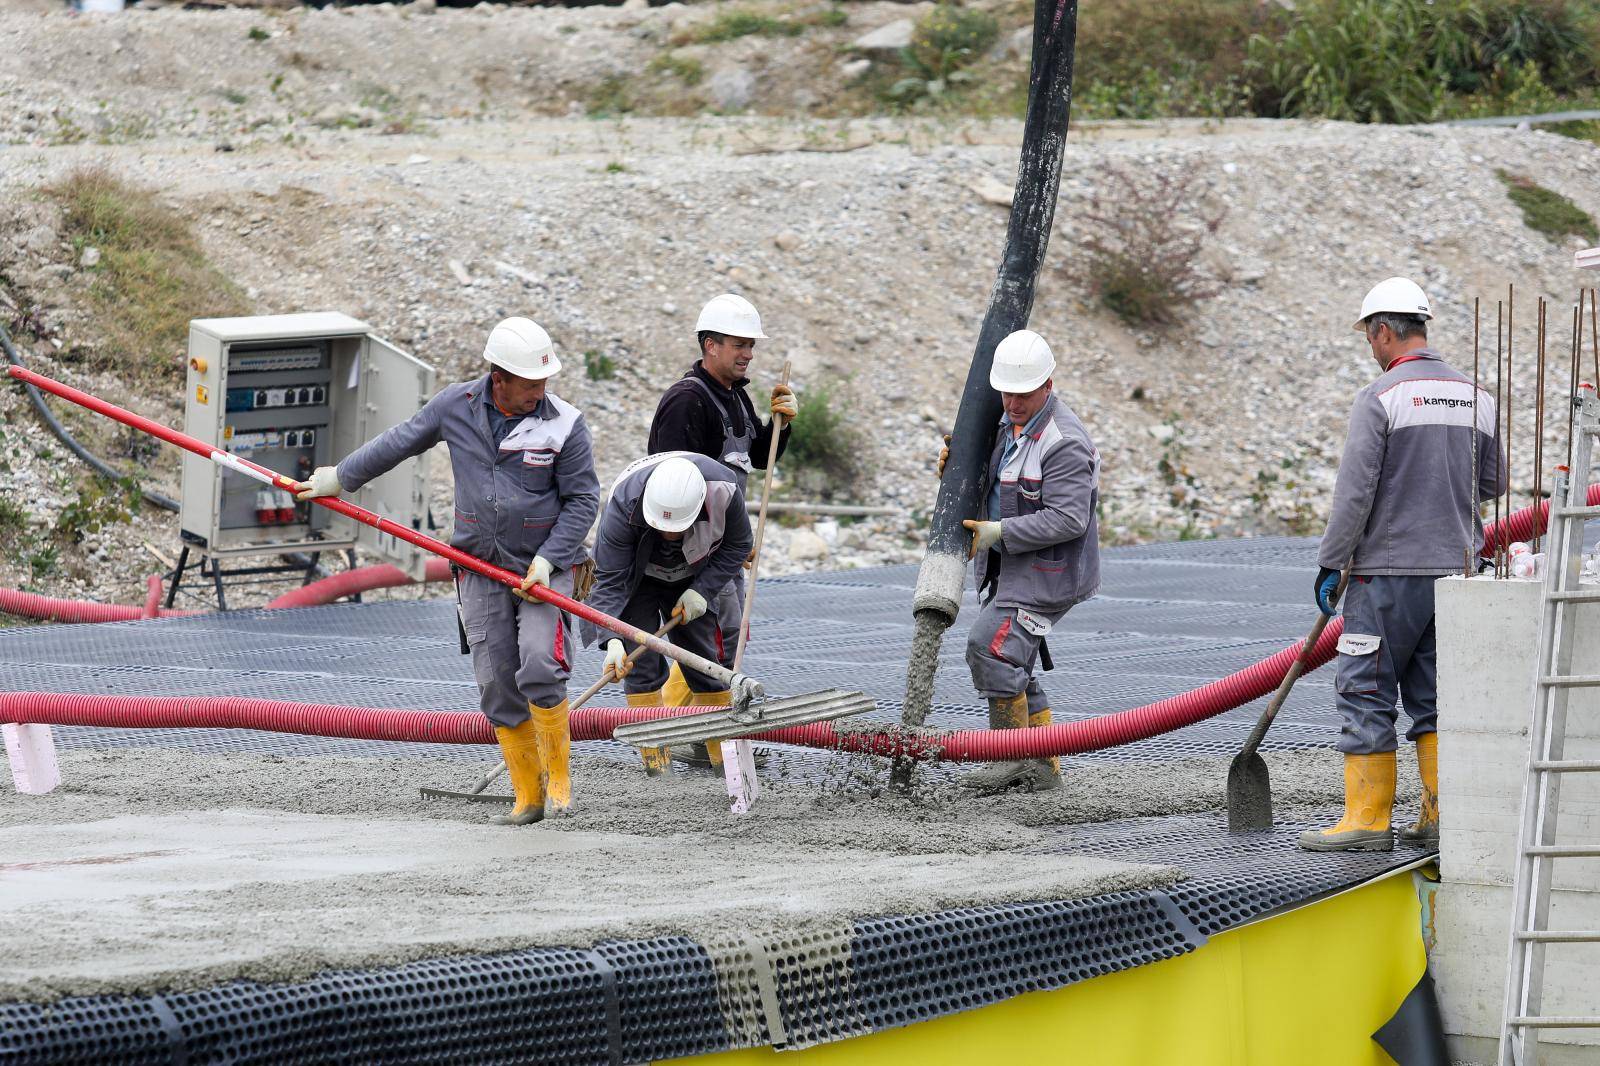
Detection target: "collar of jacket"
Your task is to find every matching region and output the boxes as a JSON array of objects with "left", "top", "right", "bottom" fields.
[
  {"left": 1384, "top": 346, "right": 1442, "bottom": 370},
  {"left": 997, "top": 390, "right": 1059, "bottom": 440},
  {"left": 465, "top": 373, "right": 557, "bottom": 421},
  {"left": 686, "top": 359, "right": 750, "bottom": 433}
]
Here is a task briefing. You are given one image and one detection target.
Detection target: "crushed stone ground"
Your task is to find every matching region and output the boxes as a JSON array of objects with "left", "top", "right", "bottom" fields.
[{"left": 0, "top": 743, "right": 1419, "bottom": 1000}]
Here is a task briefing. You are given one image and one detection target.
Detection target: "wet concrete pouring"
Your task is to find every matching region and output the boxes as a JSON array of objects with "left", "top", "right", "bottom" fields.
[{"left": 1, "top": 538, "right": 1430, "bottom": 1003}]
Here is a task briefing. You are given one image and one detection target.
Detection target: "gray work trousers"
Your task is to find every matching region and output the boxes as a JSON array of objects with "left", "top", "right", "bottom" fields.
[
  {"left": 620, "top": 577, "right": 727, "bottom": 695},
  {"left": 457, "top": 568, "right": 574, "bottom": 728},
  {"left": 714, "top": 573, "right": 744, "bottom": 668},
  {"left": 1335, "top": 574, "right": 1439, "bottom": 754},
  {"left": 965, "top": 601, "right": 1068, "bottom": 714}
]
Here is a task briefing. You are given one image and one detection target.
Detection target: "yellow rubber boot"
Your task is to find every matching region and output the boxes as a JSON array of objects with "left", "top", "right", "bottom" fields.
[
  {"left": 1298, "top": 751, "right": 1396, "bottom": 852},
  {"left": 491, "top": 717, "right": 546, "bottom": 826},
  {"left": 530, "top": 699, "right": 573, "bottom": 816},
  {"left": 626, "top": 690, "right": 672, "bottom": 777},
  {"left": 961, "top": 693, "right": 1037, "bottom": 793},
  {"left": 1029, "top": 708, "right": 1063, "bottom": 789},
  {"left": 689, "top": 688, "right": 731, "bottom": 769},
  {"left": 1400, "top": 733, "right": 1439, "bottom": 845},
  {"left": 662, "top": 662, "right": 693, "bottom": 707}
]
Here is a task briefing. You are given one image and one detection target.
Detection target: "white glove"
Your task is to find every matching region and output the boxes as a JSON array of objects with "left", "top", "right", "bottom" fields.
[
  {"left": 294, "top": 466, "right": 342, "bottom": 501},
  {"left": 963, "top": 519, "right": 1003, "bottom": 559},
  {"left": 521, "top": 555, "right": 553, "bottom": 592},
  {"left": 770, "top": 384, "right": 798, "bottom": 423},
  {"left": 673, "top": 588, "right": 707, "bottom": 623},
  {"left": 603, "top": 639, "right": 631, "bottom": 681}
]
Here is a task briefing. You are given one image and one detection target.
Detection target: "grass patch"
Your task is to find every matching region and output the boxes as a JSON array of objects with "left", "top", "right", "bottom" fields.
[
  {"left": 1498, "top": 170, "right": 1599, "bottom": 243},
  {"left": 685, "top": 5, "right": 845, "bottom": 44},
  {"left": 778, "top": 380, "right": 864, "bottom": 499},
  {"left": 54, "top": 475, "right": 140, "bottom": 545},
  {"left": 247, "top": 26, "right": 269, "bottom": 42},
  {"left": 586, "top": 75, "right": 634, "bottom": 118},
  {"left": 47, "top": 165, "right": 249, "bottom": 383},
  {"left": 647, "top": 52, "right": 706, "bottom": 86},
  {"left": 584, "top": 349, "right": 618, "bottom": 380}
]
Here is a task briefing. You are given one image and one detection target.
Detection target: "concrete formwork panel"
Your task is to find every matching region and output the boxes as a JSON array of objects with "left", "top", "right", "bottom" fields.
[{"left": 1433, "top": 575, "right": 1600, "bottom": 1060}]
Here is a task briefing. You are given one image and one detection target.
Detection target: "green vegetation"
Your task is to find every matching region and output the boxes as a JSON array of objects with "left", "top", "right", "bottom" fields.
[
  {"left": 648, "top": 52, "right": 706, "bottom": 86},
  {"left": 0, "top": 494, "right": 27, "bottom": 541},
  {"left": 47, "top": 166, "right": 248, "bottom": 384},
  {"left": 587, "top": 75, "right": 634, "bottom": 118},
  {"left": 584, "top": 349, "right": 618, "bottom": 380},
  {"left": 247, "top": 26, "right": 269, "bottom": 42},
  {"left": 778, "top": 381, "right": 863, "bottom": 498},
  {"left": 54, "top": 476, "right": 140, "bottom": 545},
  {"left": 1498, "top": 170, "right": 1599, "bottom": 242},
  {"left": 684, "top": 5, "right": 846, "bottom": 44}
]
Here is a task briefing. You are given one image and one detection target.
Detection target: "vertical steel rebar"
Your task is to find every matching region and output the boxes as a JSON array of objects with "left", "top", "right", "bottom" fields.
[
  {"left": 1471, "top": 297, "right": 1481, "bottom": 577},
  {"left": 1496, "top": 300, "right": 1505, "bottom": 576},
  {"left": 1506, "top": 285, "right": 1515, "bottom": 577},
  {"left": 1533, "top": 299, "right": 1546, "bottom": 554},
  {"left": 1590, "top": 287, "right": 1598, "bottom": 387},
  {"left": 1575, "top": 301, "right": 1586, "bottom": 474}
]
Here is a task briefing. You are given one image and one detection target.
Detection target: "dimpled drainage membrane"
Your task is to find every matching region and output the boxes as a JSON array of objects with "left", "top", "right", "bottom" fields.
[{"left": 0, "top": 537, "right": 1439, "bottom": 1063}]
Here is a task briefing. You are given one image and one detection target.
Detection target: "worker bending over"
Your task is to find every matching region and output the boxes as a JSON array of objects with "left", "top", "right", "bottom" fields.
[
  {"left": 585, "top": 452, "right": 754, "bottom": 774},
  {"left": 645, "top": 293, "right": 797, "bottom": 754},
  {"left": 946, "top": 330, "right": 1101, "bottom": 793},
  {"left": 1300, "top": 278, "right": 1504, "bottom": 852},
  {"left": 296, "top": 318, "right": 600, "bottom": 826}
]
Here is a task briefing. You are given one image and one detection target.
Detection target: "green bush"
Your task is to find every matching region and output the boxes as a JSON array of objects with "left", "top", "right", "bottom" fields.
[
  {"left": 1075, "top": 0, "right": 1273, "bottom": 119},
  {"left": 584, "top": 349, "right": 618, "bottom": 380},
  {"left": 779, "top": 381, "right": 863, "bottom": 498},
  {"left": 1498, "top": 170, "right": 1599, "bottom": 243},
  {"left": 908, "top": 5, "right": 999, "bottom": 79},
  {"left": 647, "top": 52, "right": 706, "bottom": 86},
  {"left": 54, "top": 476, "right": 140, "bottom": 545}
]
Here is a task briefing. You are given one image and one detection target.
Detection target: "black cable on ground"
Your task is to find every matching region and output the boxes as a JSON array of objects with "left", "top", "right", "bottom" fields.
[{"left": 1, "top": 318, "right": 180, "bottom": 512}]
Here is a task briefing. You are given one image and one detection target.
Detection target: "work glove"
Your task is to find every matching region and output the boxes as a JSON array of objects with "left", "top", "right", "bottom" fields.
[
  {"left": 770, "top": 384, "right": 798, "bottom": 423},
  {"left": 602, "top": 639, "right": 631, "bottom": 681},
  {"left": 519, "top": 555, "right": 553, "bottom": 596},
  {"left": 1313, "top": 566, "right": 1342, "bottom": 617},
  {"left": 936, "top": 434, "right": 950, "bottom": 479},
  {"left": 743, "top": 546, "right": 757, "bottom": 571},
  {"left": 571, "top": 558, "right": 596, "bottom": 602},
  {"left": 294, "top": 466, "right": 342, "bottom": 501},
  {"left": 963, "top": 519, "right": 1003, "bottom": 559},
  {"left": 673, "top": 587, "right": 707, "bottom": 623}
]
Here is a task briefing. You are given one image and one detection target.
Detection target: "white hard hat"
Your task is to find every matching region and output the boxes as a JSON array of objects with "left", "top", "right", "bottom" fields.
[
  {"left": 1353, "top": 277, "right": 1432, "bottom": 332},
  {"left": 695, "top": 294, "right": 767, "bottom": 340},
  {"left": 484, "top": 317, "right": 562, "bottom": 379},
  {"left": 641, "top": 457, "right": 707, "bottom": 534},
  {"left": 989, "top": 329, "right": 1056, "bottom": 393}
]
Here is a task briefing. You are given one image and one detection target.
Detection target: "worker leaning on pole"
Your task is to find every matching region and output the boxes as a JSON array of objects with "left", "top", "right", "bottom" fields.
[
  {"left": 940, "top": 330, "right": 1102, "bottom": 794},
  {"left": 582, "top": 452, "right": 754, "bottom": 775},
  {"left": 1300, "top": 278, "right": 1505, "bottom": 853},
  {"left": 295, "top": 318, "right": 601, "bottom": 826},
  {"left": 644, "top": 293, "right": 797, "bottom": 758}
]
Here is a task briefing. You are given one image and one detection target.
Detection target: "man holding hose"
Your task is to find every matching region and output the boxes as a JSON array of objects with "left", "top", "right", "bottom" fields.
[
  {"left": 295, "top": 317, "right": 600, "bottom": 827},
  {"left": 583, "top": 452, "right": 753, "bottom": 775},
  {"left": 1300, "top": 278, "right": 1505, "bottom": 852}
]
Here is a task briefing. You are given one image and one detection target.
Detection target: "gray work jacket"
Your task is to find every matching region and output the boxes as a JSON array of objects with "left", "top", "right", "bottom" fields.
[
  {"left": 1319, "top": 348, "right": 1507, "bottom": 575},
  {"left": 974, "top": 391, "right": 1102, "bottom": 614},
  {"left": 584, "top": 452, "right": 752, "bottom": 644},
  {"left": 336, "top": 374, "right": 600, "bottom": 573}
]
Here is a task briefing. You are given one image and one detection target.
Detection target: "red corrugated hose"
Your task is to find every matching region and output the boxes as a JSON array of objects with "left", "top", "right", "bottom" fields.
[{"left": 0, "top": 490, "right": 1592, "bottom": 761}]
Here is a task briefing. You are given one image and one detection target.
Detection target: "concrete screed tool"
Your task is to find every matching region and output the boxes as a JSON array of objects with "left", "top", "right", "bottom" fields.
[{"left": 7, "top": 366, "right": 876, "bottom": 767}]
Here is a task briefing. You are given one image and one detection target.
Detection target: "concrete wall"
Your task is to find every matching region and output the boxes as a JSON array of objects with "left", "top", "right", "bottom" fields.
[{"left": 1432, "top": 576, "right": 1600, "bottom": 1065}]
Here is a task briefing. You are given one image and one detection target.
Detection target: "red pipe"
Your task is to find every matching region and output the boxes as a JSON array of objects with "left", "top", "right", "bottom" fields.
[
  {"left": 267, "top": 558, "right": 452, "bottom": 609},
  {"left": 0, "top": 584, "right": 194, "bottom": 624}
]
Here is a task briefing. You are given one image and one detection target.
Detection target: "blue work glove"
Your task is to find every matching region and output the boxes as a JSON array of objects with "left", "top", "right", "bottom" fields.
[{"left": 1313, "top": 566, "right": 1342, "bottom": 617}]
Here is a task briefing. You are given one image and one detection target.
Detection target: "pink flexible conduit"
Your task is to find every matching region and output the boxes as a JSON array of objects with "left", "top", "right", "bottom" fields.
[{"left": 2, "top": 488, "right": 1595, "bottom": 761}]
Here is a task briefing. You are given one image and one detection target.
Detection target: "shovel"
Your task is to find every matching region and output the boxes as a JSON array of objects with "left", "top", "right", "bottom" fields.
[
  {"left": 8, "top": 365, "right": 874, "bottom": 729},
  {"left": 420, "top": 619, "right": 678, "bottom": 804},
  {"left": 1226, "top": 567, "right": 1350, "bottom": 833}
]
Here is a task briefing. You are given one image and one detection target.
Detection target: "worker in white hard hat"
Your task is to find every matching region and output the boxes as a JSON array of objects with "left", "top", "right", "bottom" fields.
[
  {"left": 582, "top": 452, "right": 754, "bottom": 774},
  {"left": 1300, "top": 278, "right": 1506, "bottom": 853},
  {"left": 295, "top": 317, "right": 601, "bottom": 826},
  {"left": 940, "top": 329, "right": 1101, "bottom": 794},
  {"left": 644, "top": 293, "right": 797, "bottom": 761}
]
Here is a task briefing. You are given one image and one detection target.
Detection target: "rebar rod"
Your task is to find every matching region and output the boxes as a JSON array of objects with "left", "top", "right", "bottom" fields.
[
  {"left": 1472, "top": 297, "right": 1481, "bottom": 577},
  {"left": 1533, "top": 298, "right": 1547, "bottom": 553},
  {"left": 1497, "top": 299, "right": 1505, "bottom": 576}
]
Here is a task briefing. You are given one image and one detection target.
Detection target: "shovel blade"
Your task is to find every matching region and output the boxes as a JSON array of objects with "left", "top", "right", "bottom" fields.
[
  {"left": 419, "top": 787, "right": 513, "bottom": 804},
  {"left": 614, "top": 689, "right": 874, "bottom": 750},
  {"left": 1226, "top": 751, "right": 1273, "bottom": 833}
]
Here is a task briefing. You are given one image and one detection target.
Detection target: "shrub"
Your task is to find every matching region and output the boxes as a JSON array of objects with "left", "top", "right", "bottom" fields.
[
  {"left": 54, "top": 475, "right": 140, "bottom": 545},
  {"left": 47, "top": 165, "right": 248, "bottom": 383},
  {"left": 1498, "top": 171, "right": 1599, "bottom": 243},
  {"left": 647, "top": 52, "right": 706, "bottom": 86},
  {"left": 778, "top": 381, "right": 863, "bottom": 498},
  {"left": 586, "top": 75, "right": 634, "bottom": 117},
  {"left": 908, "top": 5, "right": 999, "bottom": 80},
  {"left": 1074, "top": 167, "right": 1225, "bottom": 328},
  {"left": 584, "top": 349, "right": 618, "bottom": 380}
]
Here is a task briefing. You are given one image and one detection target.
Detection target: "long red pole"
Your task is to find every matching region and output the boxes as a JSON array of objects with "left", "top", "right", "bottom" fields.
[{"left": 5, "top": 364, "right": 753, "bottom": 695}]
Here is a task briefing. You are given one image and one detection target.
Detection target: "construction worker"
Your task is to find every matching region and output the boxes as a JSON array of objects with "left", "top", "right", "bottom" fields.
[
  {"left": 584, "top": 452, "right": 753, "bottom": 774},
  {"left": 948, "top": 329, "right": 1101, "bottom": 793},
  {"left": 295, "top": 317, "right": 600, "bottom": 826},
  {"left": 1300, "top": 278, "right": 1504, "bottom": 853},
  {"left": 645, "top": 293, "right": 797, "bottom": 750}
]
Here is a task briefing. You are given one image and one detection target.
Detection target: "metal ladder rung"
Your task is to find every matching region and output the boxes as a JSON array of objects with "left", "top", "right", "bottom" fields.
[
  {"left": 1525, "top": 844, "right": 1600, "bottom": 858},
  {"left": 1539, "top": 674, "right": 1600, "bottom": 687},
  {"left": 1515, "top": 930, "right": 1600, "bottom": 942},
  {"left": 1509, "top": 1017, "right": 1600, "bottom": 1029},
  {"left": 1552, "top": 504, "right": 1600, "bottom": 519},
  {"left": 1549, "top": 589, "right": 1600, "bottom": 603},
  {"left": 1533, "top": 759, "right": 1600, "bottom": 773}
]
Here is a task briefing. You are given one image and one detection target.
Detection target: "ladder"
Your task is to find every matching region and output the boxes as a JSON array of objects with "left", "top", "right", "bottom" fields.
[{"left": 1499, "top": 382, "right": 1600, "bottom": 1066}]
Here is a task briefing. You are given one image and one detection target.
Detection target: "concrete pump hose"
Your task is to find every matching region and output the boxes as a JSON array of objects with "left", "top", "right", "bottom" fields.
[{"left": 1, "top": 490, "right": 1593, "bottom": 760}]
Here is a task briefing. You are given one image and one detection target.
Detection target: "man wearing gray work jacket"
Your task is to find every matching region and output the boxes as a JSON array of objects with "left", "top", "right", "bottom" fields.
[
  {"left": 296, "top": 317, "right": 600, "bottom": 827},
  {"left": 1300, "top": 278, "right": 1505, "bottom": 853},
  {"left": 948, "top": 329, "right": 1101, "bottom": 794}
]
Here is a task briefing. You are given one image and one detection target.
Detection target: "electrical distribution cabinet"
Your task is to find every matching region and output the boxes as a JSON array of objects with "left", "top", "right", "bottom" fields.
[{"left": 180, "top": 313, "right": 437, "bottom": 580}]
